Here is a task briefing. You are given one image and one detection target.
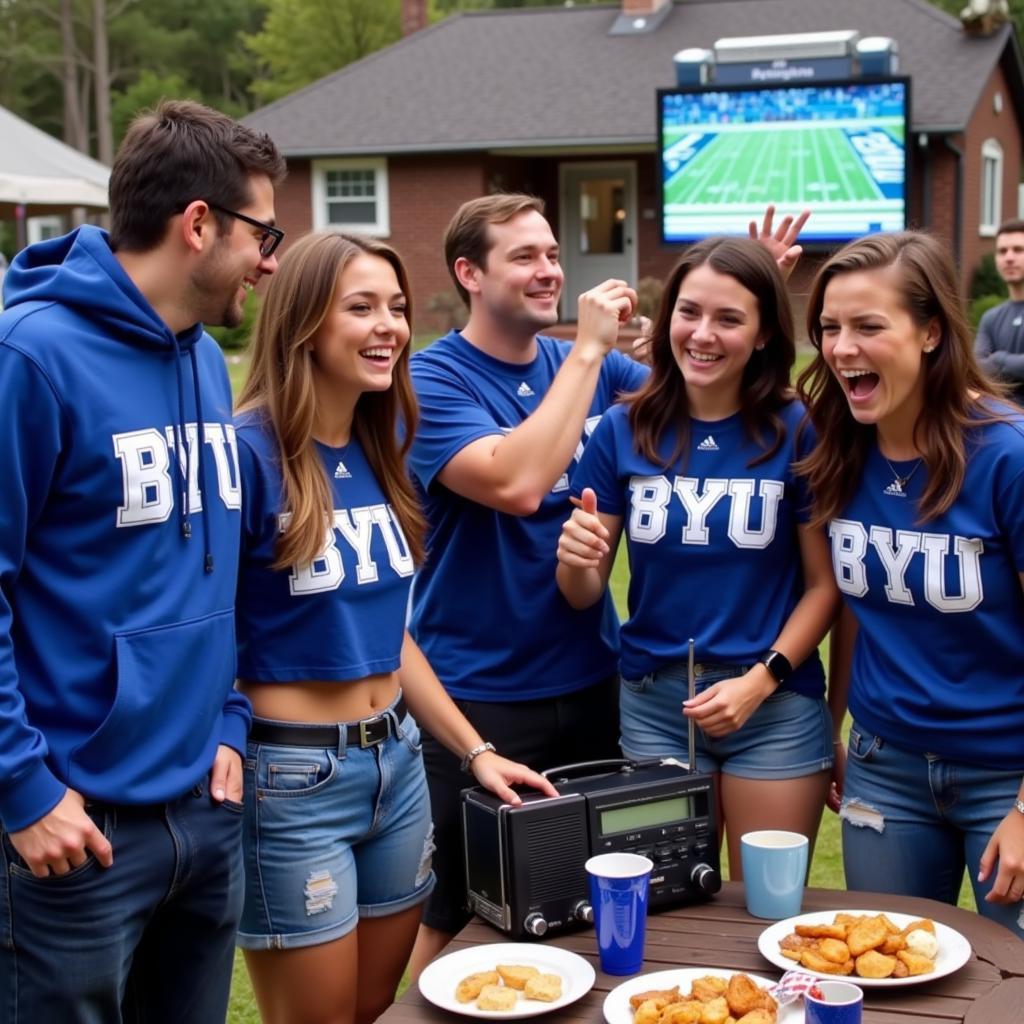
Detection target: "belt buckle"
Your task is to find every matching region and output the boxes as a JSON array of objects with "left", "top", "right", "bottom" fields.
[{"left": 358, "top": 715, "right": 388, "bottom": 748}]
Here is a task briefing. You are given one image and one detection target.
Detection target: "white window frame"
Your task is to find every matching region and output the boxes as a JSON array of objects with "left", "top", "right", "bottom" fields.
[
  {"left": 980, "top": 138, "right": 1003, "bottom": 237},
  {"left": 311, "top": 157, "right": 390, "bottom": 236}
]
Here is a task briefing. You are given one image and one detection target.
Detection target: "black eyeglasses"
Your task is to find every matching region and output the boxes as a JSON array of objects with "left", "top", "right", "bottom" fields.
[{"left": 208, "top": 203, "right": 284, "bottom": 259}]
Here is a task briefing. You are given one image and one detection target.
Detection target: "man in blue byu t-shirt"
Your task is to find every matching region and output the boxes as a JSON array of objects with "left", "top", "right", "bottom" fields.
[
  {"left": 0, "top": 102, "right": 284, "bottom": 1021},
  {"left": 407, "top": 194, "right": 648, "bottom": 972}
]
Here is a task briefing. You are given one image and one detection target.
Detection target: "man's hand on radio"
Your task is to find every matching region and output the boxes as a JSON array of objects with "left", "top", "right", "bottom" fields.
[
  {"left": 470, "top": 752, "right": 558, "bottom": 805},
  {"left": 682, "top": 668, "right": 777, "bottom": 737}
]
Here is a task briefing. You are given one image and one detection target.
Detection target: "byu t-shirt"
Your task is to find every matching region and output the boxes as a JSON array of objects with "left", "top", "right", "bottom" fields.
[
  {"left": 408, "top": 331, "right": 648, "bottom": 702},
  {"left": 834, "top": 411, "right": 1024, "bottom": 769},
  {"left": 236, "top": 412, "right": 414, "bottom": 682},
  {"left": 572, "top": 400, "right": 824, "bottom": 693}
]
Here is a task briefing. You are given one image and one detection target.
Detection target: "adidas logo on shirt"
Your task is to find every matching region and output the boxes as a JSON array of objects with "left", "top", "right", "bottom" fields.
[
  {"left": 697, "top": 435, "right": 719, "bottom": 452},
  {"left": 516, "top": 382, "right": 535, "bottom": 397},
  {"left": 334, "top": 461, "right": 351, "bottom": 479}
]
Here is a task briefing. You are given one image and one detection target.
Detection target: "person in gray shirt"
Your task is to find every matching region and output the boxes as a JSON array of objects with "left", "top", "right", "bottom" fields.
[{"left": 975, "top": 218, "right": 1024, "bottom": 405}]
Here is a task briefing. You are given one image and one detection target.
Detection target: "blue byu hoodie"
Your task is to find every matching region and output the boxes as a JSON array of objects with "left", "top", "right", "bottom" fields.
[{"left": 0, "top": 226, "right": 249, "bottom": 832}]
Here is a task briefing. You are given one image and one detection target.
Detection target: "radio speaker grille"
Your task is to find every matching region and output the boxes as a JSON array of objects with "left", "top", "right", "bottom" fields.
[{"left": 524, "top": 814, "right": 588, "bottom": 900}]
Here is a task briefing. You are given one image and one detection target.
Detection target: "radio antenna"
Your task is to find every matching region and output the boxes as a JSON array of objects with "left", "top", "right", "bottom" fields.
[{"left": 687, "top": 638, "right": 696, "bottom": 773}]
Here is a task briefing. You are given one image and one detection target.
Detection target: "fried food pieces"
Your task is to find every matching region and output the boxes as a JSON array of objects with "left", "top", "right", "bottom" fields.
[
  {"left": 455, "top": 964, "right": 562, "bottom": 1011},
  {"left": 630, "top": 974, "right": 778, "bottom": 1024},
  {"left": 778, "top": 913, "right": 938, "bottom": 980}
]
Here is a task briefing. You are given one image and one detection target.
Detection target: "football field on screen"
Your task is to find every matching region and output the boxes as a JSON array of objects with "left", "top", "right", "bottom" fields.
[{"left": 662, "top": 121, "right": 904, "bottom": 236}]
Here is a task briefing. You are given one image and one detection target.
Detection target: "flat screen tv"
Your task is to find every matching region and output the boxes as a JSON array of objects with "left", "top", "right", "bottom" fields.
[{"left": 657, "top": 77, "right": 909, "bottom": 245}]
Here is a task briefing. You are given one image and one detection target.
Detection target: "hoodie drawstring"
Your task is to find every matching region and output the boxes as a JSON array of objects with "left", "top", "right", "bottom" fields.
[
  {"left": 188, "top": 346, "right": 214, "bottom": 574},
  {"left": 170, "top": 334, "right": 193, "bottom": 544}
]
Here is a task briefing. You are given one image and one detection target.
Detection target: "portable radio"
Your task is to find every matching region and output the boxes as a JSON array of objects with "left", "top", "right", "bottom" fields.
[{"left": 461, "top": 757, "right": 721, "bottom": 939}]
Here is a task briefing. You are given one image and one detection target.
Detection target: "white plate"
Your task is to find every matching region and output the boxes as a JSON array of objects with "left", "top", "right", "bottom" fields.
[
  {"left": 603, "top": 968, "right": 802, "bottom": 1024},
  {"left": 418, "top": 942, "right": 596, "bottom": 1019},
  {"left": 757, "top": 909, "right": 972, "bottom": 988}
]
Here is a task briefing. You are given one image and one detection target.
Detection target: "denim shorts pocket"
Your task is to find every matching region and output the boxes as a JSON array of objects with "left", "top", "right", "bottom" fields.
[
  {"left": 257, "top": 747, "right": 336, "bottom": 798},
  {"left": 621, "top": 673, "right": 653, "bottom": 695},
  {"left": 398, "top": 714, "right": 423, "bottom": 755},
  {"left": 4, "top": 806, "right": 113, "bottom": 884},
  {"left": 847, "top": 723, "right": 883, "bottom": 764}
]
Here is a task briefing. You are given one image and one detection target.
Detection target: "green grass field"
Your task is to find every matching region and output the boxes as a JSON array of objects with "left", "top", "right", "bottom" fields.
[{"left": 224, "top": 347, "right": 974, "bottom": 1022}]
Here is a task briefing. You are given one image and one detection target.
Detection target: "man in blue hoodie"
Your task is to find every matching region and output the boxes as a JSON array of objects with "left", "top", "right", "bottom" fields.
[{"left": 0, "top": 101, "right": 285, "bottom": 1022}]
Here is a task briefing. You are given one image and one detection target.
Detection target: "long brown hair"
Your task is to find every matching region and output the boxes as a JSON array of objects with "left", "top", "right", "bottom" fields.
[
  {"left": 237, "top": 232, "right": 426, "bottom": 569},
  {"left": 797, "top": 231, "right": 1005, "bottom": 526},
  {"left": 628, "top": 236, "right": 796, "bottom": 468}
]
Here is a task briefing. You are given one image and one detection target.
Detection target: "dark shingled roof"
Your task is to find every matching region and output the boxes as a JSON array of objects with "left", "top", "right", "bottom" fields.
[{"left": 245, "top": 0, "right": 1023, "bottom": 156}]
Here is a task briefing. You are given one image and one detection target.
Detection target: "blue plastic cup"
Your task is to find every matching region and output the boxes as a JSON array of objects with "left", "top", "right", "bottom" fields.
[
  {"left": 805, "top": 980, "right": 864, "bottom": 1024},
  {"left": 740, "top": 829, "right": 808, "bottom": 920},
  {"left": 584, "top": 852, "right": 653, "bottom": 976}
]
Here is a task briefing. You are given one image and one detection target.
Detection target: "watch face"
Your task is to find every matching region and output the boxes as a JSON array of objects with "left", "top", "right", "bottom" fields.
[{"left": 763, "top": 651, "right": 791, "bottom": 683}]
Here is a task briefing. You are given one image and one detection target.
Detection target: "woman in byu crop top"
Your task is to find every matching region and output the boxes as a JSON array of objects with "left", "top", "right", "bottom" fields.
[
  {"left": 556, "top": 236, "right": 841, "bottom": 878},
  {"left": 798, "top": 231, "right": 1024, "bottom": 938},
  {"left": 233, "top": 232, "right": 555, "bottom": 1024}
]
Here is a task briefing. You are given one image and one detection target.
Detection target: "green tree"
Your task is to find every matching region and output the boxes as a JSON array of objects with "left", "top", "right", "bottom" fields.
[{"left": 244, "top": 0, "right": 401, "bottom": 105}]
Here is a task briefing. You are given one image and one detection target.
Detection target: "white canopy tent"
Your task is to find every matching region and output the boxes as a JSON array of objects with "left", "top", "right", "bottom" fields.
[{"left": 0, "top": 104, "right": 110, "bottom": 247}]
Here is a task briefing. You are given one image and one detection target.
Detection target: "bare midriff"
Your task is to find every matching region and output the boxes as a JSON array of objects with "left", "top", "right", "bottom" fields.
[{"left": 238, "top": 672, "right": 401, "bottom": 724}]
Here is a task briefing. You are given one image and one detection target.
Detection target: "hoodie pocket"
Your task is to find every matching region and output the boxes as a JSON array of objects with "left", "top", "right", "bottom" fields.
[{"left": 71, "top": 610, "right": 236, "bottom": 799}]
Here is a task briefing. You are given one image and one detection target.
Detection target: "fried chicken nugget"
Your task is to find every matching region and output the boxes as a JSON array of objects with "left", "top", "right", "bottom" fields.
[
  {"left": 496, "top": 965, "right": 539, "bottom": 990},
  {"left": 817, "top": 938, "right": 851, "bottom": 964},
  {"left": 855, "top": 950, "right": 897, "bottom": 979},
  {"left": 698, "top": 997, "right": 729, "bottom": 1024},
  {"left": 798, "top": 948, "right": 847, "bottom": 974},
  {"left": 476, "top": 984, "right": 518, "bottom": 1011},
  {"left": 880, "top": 932, "right": 907, "bottom": 956},
  {"left": 659, "top": 1001, "right": 704, "bottom": 1024},
  {"left": 456, "top": 971, "right": 500, "bottom": 1003},
  {"left": 878, "top": 914, "right": 902, "bottom": 935},
  {"left": 891, "top": 958, "right": 910, "bottom": 979},
  {"left": 690, "top": 976, "right": 727, "bottom": 1002},
  {"left": 724, "top": 975, "right": 761, "bottom": 1017},
  {"left": 901, "top": 918, "right": 936, "bottom": 936},
  {"left": 634, "top": 998, "right": 665, "bottom": 1024},
  {"left": 847, "top": 916, "right": 888, "bottom": 957},
  {"left": 734, "top": 1012, "right": 775, "bottom": 1024},
  {"left": 832, "top": 913, "right": 861, "bottom": 932},
  {"left": 523, "top": 974, "right": 562, "bottom": 1002},
  {"left": 896, "top": 950, "right": 936, "bottom": 976},
  {"left": 629, "top": 987, "right": 681, "bottom": 1011},
  {"left": 795, "top": 923, "right": 847, "bottom": 940}
]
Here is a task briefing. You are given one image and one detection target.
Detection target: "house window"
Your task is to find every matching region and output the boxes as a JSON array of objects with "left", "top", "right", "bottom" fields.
[
  {"left": 311, "top": 158, "right": 389, "bottom": 235},
  {"left": 980, "top": 138, "right": 1003, "bottom": 237}
]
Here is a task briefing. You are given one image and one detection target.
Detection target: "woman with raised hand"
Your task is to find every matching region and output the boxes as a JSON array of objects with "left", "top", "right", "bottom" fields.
[
  {"left": 233, "top": 232, "right": 555, "bottom": 1024},
  {"left": 798, "top": 231, "right": 1024, "bottom": 937},
  {"left": 556, "top": 235, "right": 840, "bottom": 876}
]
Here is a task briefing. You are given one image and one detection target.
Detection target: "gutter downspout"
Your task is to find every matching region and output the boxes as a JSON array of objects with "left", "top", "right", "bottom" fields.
[
  {"left": 943, "top": 136, "right": 964, "bottom": 269},
  {"left": 918, "top": 132, "right": 931, "bottom": 229}
]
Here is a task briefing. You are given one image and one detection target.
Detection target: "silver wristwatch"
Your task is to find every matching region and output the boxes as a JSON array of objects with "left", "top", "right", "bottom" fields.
[{"left": 461, "top": 741, "right": 496, "bottom": 774}]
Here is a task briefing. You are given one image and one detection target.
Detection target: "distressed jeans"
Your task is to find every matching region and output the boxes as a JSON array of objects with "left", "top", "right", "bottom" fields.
[
  {"left": 842, "top": 720, "right": 1024, "bottom": 938},
  {"left": 0, "top": 778, "right": 244, "bottom": 1023}
]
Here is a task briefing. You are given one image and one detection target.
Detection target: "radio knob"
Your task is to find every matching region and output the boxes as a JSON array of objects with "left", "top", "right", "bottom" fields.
[
  {"left": 572, "top": 900, "right": 594, "bottom": 924},
  {"left": 690, "top": 862, "right": 722, "bottom": 895},
  {"left": 524, "top": 913, "right": 549, "bottom": 937}
]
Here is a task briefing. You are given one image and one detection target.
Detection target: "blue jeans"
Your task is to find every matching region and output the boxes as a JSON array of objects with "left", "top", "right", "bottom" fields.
[
  {"left": 0, "top": 778, "right": 244, "bottom": 1023},
  {"left": 843, "top": 720, "right": 1024, "bottom": 939},
  {"left": 620, "top": 662, "right": 832, "bottom": 780},
  {"left": 238, "top": 703, "right": 435, "bottom": 950}
]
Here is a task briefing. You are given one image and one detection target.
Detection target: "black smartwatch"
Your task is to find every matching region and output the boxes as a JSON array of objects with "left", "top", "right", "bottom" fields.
[{"left": 760, "top": 649, "right": 792, "bottom": 686}]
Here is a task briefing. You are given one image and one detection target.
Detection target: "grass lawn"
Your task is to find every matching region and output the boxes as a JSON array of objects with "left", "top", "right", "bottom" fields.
[{"left": 224, "top": 343, "right": 975, "bottom": 1022}]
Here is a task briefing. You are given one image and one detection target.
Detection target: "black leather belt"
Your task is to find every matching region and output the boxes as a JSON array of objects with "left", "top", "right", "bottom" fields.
[{"left": 250, "top": 696, "right": 407, "bottom": 749}]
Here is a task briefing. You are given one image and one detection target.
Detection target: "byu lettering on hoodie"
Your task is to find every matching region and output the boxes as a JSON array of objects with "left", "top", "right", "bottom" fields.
[
  {"left": 0, "top": 226, "right": 248, "bottom": 832},
  {"left": 235, "top": 412, "right": 415, "bottom": 682},
  {"left": 832, "top": 411, "right": 1024, "bottom": 770}
]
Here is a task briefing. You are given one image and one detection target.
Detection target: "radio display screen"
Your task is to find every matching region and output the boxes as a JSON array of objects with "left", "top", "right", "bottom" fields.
[{"left": 600, "top": 796, "right": 692, "bottom": 835}]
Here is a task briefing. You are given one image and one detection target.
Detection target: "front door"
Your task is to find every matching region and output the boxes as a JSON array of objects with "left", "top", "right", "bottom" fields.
[{"left": 559, "top": 162, "right": 637, "bottom": 321}]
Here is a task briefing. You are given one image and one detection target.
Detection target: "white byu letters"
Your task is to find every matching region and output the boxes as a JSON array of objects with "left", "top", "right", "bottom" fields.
[
  {"left": 114, "top": 422, "right": 240, "bottom": 527},
  {"left": 627, "top": 474, "right": 783, "bottom": 549},
  {"left": 829, "top": 518, "right": 984, "bottom": 612},
  {"left": 285, "top": 504, "right": 414, "bottom": 596}
]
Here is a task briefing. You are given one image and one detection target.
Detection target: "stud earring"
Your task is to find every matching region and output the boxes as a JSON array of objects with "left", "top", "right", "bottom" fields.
[{"left": 923, "top": 345, "right": 936, "bottom": 353}]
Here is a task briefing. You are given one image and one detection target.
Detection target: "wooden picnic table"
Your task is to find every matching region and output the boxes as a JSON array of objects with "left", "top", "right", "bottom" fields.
[{"left": 387, "top": 881, "right": 1024, "bottom": 1024}]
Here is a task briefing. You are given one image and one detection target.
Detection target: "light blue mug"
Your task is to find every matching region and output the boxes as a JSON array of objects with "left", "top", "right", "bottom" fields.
[{"left": 740, "top": 829, "right": 808, "bottom": 920}]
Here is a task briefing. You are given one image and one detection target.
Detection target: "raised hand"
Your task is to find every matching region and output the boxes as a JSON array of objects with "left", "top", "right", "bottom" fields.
[
  {"left": 748, "top": 204, "right": 811, "bottom": 281},
  {"left": 631, "top": 315, "right": 653, "bottom": 365},
  {"left": 557, "top": 488, "right": 610, "bottom": 569},
  {"left": 576, "top": 279, "right": 638, "bottom": 359}
]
